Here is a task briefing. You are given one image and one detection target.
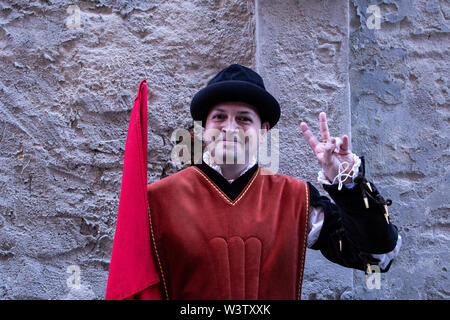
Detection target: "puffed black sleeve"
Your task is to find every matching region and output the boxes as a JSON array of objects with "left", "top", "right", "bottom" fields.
[{"left": 308, "top": 158, "right": 399, "bottom": 273}]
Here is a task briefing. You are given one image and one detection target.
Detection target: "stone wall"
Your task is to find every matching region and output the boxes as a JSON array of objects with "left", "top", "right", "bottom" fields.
[
  {"left": 349, "top": 0, "right": 449, "bottom": 299},
  {"left": 0, "top": 0, "right": 448, "bottom": 299}
]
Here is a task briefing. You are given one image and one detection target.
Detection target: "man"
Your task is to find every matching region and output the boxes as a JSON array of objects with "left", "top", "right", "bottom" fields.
[{"left": 106, "top": 64, "right": 401, "bottom": 300}]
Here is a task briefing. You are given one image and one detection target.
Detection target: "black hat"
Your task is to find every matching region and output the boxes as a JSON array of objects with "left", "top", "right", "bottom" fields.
[{"left": 190, "top": 64, "right": 280, "bottom": 128}]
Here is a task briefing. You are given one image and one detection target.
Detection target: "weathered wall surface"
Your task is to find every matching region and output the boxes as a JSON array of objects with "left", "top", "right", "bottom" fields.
[
  {"left": 0, "top": 0, "right": 255, "bottom": 299},
  {"left": 0, "top": 0, "right": 448, "bottom": 300},
  {"left": 349, "top": 0, "right": 449, "bottom": 299}
]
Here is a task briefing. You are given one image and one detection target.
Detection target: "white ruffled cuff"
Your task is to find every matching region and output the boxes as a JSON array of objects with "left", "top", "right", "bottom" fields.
[{"left": 317, "top": 153, "right": 361, "bottom": 190}]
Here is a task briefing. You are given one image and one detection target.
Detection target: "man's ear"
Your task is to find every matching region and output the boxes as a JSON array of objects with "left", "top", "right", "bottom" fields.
[{"left": 259, "top": 121, "right": 270, "bottom": 143}]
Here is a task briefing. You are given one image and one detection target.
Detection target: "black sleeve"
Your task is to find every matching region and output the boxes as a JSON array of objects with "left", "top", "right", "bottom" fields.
[{"left": 308, "top": 157, "right": 399, "bottom": 273}]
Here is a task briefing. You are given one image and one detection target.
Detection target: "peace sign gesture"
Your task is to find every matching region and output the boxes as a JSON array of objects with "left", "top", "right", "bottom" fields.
[{"left": 300, "top": 112, "right": 356, "bottom": 184}]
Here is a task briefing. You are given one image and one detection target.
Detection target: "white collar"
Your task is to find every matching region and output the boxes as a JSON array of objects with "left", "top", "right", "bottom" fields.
[{"left": 202, "top": 151, "right": 257, "bottom": 183}]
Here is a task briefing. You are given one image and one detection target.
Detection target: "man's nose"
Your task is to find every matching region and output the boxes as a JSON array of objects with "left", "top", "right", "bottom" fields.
[
  {"left": 221, "top": 118, "right": 242, "bottom": 141},
  {"left": 222, "top": 117, "right": 239, "bottom": 131}
]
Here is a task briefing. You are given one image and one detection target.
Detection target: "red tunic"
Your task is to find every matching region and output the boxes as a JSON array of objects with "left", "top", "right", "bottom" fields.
[{"left": 147, "top": 165, "right": 310, "bottom": 300}]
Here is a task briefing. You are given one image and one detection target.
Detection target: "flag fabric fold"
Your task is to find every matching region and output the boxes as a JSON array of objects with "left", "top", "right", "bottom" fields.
[{"left": 105, "top": 80, "right": 161, "bottom": 300}]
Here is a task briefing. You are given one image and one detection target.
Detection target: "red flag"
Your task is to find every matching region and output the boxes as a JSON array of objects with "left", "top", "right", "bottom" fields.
[{"left": 105, "top": 80, "right": 162, "bottom": 300}]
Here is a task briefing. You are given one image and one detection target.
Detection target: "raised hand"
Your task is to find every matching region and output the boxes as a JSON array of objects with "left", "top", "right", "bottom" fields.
[{"left": 300, "top": 112, "right": 356, "bottom": 184}]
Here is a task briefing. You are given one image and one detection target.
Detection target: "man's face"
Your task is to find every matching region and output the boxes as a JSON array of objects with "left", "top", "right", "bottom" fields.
[{"left": 203, "top": 102, "right": 270, "bottom": 165}]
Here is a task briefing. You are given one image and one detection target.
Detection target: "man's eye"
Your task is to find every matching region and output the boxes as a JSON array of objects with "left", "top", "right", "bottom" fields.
[
  {"left": 213, "top": 114, "right": 225, "bottom": 119},
  {"left": 238, "top": 117, "right": 252, "bottom": 122}
]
